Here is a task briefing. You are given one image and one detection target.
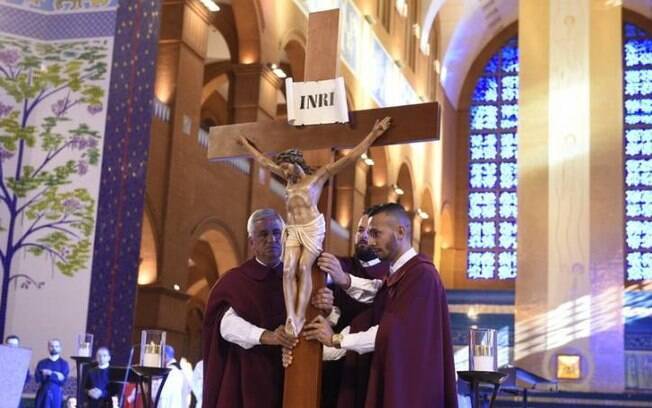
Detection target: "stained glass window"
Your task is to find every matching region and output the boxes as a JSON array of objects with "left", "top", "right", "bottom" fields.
[
  {"left": 467, "top": 38, "right": 518, "bottom": 279},
  {"left": 624, "top": 23, "right": 652, "bottom": 280}
]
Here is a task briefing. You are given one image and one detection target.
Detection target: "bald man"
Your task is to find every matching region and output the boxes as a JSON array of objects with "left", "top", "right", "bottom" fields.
[{"left": 301, "top": 203, "right": 458, "bottom": 407}]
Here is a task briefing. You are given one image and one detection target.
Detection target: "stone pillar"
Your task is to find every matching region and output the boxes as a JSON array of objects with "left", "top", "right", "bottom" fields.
[
  {"left": 367, "top": 185, "right": 393, "bottom": 205},
  {"left": 135, "top": 0, "right": 210, "bottom": 351},
  {"left": 516, "top": 0, "right": 624, "bottom": 392},
  {"left": 230, "top": 63, "right": 281, "bottom": 123}
]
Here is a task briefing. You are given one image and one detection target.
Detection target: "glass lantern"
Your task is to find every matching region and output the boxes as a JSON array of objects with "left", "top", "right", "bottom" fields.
[
  {"left": 469, "top": 328, "right": 497, "bottom": 372},
  {"left": 76, "top": 333, "right": 93, "bottom": 357},
  {"left": 140, "top": 330, "right": 166, "bottom": 368}
]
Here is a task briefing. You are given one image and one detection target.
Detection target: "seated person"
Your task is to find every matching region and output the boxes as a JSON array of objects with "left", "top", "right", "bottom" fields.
[{"left": 85, "top": 347, "right": 112, "bottom": 407}]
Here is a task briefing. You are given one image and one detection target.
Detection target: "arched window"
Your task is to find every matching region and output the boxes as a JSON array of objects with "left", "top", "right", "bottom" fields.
[
  {"left": 624, "top": 23, "right": 652, "bottom": 281},
  {"left": 466, "top": 38, "right": 519, "bottom": 279}
]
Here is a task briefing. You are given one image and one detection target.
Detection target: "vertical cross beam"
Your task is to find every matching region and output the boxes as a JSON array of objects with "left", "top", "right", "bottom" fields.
[{"left": 282, "top": 9, "right": 341, "bottom": 408}]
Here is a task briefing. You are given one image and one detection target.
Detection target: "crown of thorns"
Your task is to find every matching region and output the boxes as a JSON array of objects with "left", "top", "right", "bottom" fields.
[{"left": 274, "top": 149, "right": 313, "bottom": 174}]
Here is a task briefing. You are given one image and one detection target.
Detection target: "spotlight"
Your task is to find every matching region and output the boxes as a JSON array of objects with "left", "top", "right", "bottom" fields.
[
  {"left": 270, "top": 64, "right": 287, "bottom": 79},
  {"left": 361, "top": 153, "right": 375, "bottom": 166},
  {"left": 416, "top": 208, "right": 429, "bottom": 219},
  {"left": 392, "top": 184, "right": 404, "bottom": 196},
  {"left": 198, "top": 0, "right": 220, "bottom": 12}
]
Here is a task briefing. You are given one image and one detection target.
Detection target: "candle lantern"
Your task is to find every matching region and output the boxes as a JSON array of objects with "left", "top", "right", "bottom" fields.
[
  {"left": 469, "top": 328, "right": 497, "bottom": 372},
  {"left": 76, "top": 333, "right": 93, "bottom": 357},
  {"left": 140, "top": 330, "right": 166, "bottom": 368}
]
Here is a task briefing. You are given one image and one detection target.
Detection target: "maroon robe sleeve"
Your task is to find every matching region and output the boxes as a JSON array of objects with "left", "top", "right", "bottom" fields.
[{"left": 365, "top": 256, "right": 458, "bottom": 408}]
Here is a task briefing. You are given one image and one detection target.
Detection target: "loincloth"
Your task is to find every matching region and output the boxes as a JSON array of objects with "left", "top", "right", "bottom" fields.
[{"left": 283, "top": 214, "right": 325, "bottom": 256}]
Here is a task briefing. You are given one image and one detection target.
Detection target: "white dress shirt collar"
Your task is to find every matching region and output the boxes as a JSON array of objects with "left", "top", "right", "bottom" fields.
[
  {"left": 389, "top": 247, "right": 417, "bottom": 275},
  {"left": 255, "top": 257, "right": 281, "bottom": 268},
  {"left": 360, "top": 258, "right": 380, "bottom": 268},
  {"left": 48, "top": 355, "right": 60, "bottom": 362}
]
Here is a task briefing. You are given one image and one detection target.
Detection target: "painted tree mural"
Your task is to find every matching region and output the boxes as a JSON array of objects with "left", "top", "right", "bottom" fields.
[{"left": 0, "top": 36, "right": 109, "bottom": 338}]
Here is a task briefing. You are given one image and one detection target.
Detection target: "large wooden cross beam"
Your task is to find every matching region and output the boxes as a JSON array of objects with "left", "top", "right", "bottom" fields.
[{"left": 207, "top": 9, "right": 439, "bottom": 408}]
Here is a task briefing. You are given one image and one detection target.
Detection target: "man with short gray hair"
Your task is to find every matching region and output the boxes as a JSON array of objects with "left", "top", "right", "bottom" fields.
[{"left": 203, "top": 208, "right": 333, "bottom": 408}]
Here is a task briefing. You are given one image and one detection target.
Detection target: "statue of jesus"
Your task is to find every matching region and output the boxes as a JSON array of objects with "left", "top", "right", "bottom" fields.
[{"left": 238, "top": 116, "right": 391, "bottom": 336}]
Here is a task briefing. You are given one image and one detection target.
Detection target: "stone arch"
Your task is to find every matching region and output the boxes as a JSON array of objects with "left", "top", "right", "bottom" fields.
[
  {"left": 396, "top": 162, "right": 415, "bottom": 211},
  {"left": 231, "top": 0, "right": 262, "bottom": 63},
  {"left": 188, "top": 218, "right": 241, "bottom": 288},
  {"left": 282, "top": 36, "right": 306, "bottom": 81},
  {"left": 184, "top": 297, "right": 205, "bottom": 364},
  {"left": 138, "top": 204, "right": 158, "bottom": 285},
  {"left": 366, "top": 146, "right": 390, "bottom": 206},
  {"left": 419, "top": 188, "right": 436, "bottom": 259},
  {"left": 453, "top": 26, "right": 518, "bottom": 290},
  {"left": 201, "top": 73, "right": 230, "bottom": 127},
  {"left": 183, "top": 219, "right": 241, "bottom": 363},
  {"left": 210, "top": 3, "right": 239, "bottom": 63},
  {"left": 438, "top": 0, "right": 518, "bottom": 107}
]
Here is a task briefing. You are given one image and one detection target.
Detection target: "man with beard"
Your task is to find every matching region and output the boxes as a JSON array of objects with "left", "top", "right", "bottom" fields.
[
  {"left": 298, "top": 203, "right": 458, "bottom": 408},
  {"left": 34, "top": 338, "right": 69, "bottom": 408},
  {"left": 202, "top": 208, "right": 333, "bottom": 408},
  {"left": 316, "top": 206, "right": 389, "bottom": 407}
]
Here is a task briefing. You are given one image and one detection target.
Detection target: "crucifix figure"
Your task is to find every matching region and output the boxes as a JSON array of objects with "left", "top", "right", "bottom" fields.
[
  {"left": 208, "top": 9, "right": 439, "bottom": 408},
  {"left": 238, "top": 117, "right": 391, "bottom": 336}
]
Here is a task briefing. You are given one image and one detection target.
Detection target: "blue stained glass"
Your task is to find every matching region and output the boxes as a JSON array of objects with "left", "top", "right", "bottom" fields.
[
  {"left": 626, "top": 190, "right": 652, "bottom": 217},
  {"left": 625, "top": 129, "right": 652, "bottom": 156},
  {"left": 470, "top": 163, "right": 497, "bottom": 188},
  {"left": 625, "top": 99, "right": 652, "bottom": 116},
  {"left": 625, "top": 40, "right": 652, "bottom": 67},
  {"left": 626, "top": 159, "right": 652, "bottom": 187},
  {"left": 467, "top": 37, "right": 518, "bottom": 280},
  {"left": 501, "top": 76, "right": 518, "bottom": 101},
  {"left": 471, "top": 105, "right": 498, "bottom": 130},
  {"left": 484, "top": 54, "right": 500, "bottom": 74},
  {"left": 625, "top": 23, "right": 652, "bottom": 280},
  {"left": 626, "top": 220, "right": 652, "bottom": 249},
  {"left": 500, "top": 163, "right": 517, "bottom": 189},
  {"left": 500, "top": 104, "right": 518, "bottom": 128},
  {"left": 499, "top": 192, "right": 517, "bottom": 218},
  {"left": 470, "top": 134, "right": 498, "bottom": 160},
  {"left": 499, "top": 222, "right": 517, "bottom": 249},
  {"left": 497, "top": 252, "right": 517, "bottom": 279},
  {"left": 626, "top": 23, "right": 648, "bottom": 39},
  {"left": 468, "top": 222, "right": 496, "bottom": 249},
  {"left": 501, "top": 42, "right": 519, "bottom": 73},
  {"left": 626, "top": 252, "right": 652, "bottom": 280},
  {"left": 500, "top": 133, "right": 518, "bottom": 159},
  {"left": 468, "top": 252, "right": 495, "bottom": 279},
  {"left": 624, "top": 70, "right": 652, "bottom": 96},
  {"left": 473, "top": 76, "right": 498, "bottom": 102},
  {"left": 469, "top": 192, "right": 496, "bottom": 219}
]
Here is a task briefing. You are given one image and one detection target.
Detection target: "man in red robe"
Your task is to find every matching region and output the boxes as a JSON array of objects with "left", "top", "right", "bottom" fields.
[
  {"left": 301, "top": 203, "right": 458, "bottom": 408},
  {"left": 319, "top": 206, "right": 389, "bottom": 407},
  {"left": 203, "top": 208, "right": 333, "bottom": 408}
]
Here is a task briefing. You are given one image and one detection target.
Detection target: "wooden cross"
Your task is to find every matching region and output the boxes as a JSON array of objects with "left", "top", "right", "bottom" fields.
[{"left": 208, "top": 9, "right": 439, "bottom": 408}]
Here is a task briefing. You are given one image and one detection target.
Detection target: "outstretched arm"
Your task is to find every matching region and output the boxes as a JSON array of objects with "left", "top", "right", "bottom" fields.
[
  {"left": 237, "top": 135, "right": 284, "bottom": 177},
  {"left": 317, "top": 117, "right": 391, "bottom": 181}
]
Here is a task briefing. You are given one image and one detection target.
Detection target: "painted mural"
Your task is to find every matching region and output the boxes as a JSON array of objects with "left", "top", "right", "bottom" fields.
[
  {"left": 2, "top": 0, "right": 119, "bottom": 12},
  {"left": 0, "top": 33, "right": 112, "bottom": 348}
]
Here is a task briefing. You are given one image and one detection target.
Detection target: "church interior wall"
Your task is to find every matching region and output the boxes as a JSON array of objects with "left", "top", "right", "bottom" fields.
[{"left": 2, "top": 0, "right": 651, "bottom": 399}]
